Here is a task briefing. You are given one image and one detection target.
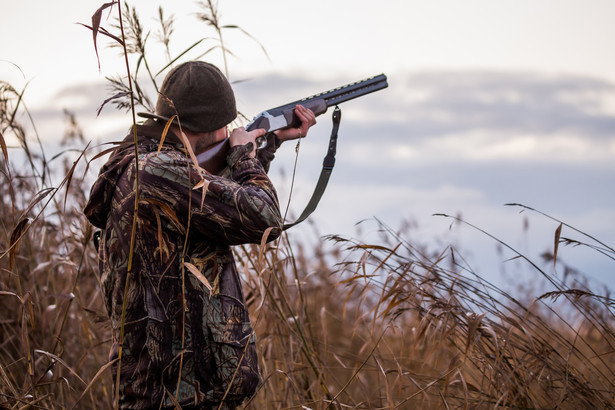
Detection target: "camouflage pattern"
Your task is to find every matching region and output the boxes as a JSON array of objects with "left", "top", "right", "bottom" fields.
[{"left": 84, "top": 121, "right": 282, "bottom": 408}]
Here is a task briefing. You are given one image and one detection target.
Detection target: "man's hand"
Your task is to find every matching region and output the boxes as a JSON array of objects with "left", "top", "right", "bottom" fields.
[
  {"left": 274, "top": 104, "right": 317, "bottom": 142},
  {"left": 229, "top": 127, "right": 267, "bottom": 158},
  {"left": 229, "top": 104, "right": 316, "bottom": 157}
]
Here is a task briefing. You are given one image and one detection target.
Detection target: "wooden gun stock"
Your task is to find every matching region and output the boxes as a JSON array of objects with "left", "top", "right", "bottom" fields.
[{"left": 195, "top": 138, "right": 230, "bottom": 175}]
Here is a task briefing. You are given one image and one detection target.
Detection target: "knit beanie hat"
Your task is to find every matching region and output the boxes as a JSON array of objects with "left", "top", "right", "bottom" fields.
[{"left": 138, "top": 61, "right": 237, "bottom": 133}]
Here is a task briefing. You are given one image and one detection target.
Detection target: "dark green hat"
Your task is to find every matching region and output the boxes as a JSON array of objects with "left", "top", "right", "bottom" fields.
[{"left": 138, "top": 61, "right": 236, "bottom": 133}]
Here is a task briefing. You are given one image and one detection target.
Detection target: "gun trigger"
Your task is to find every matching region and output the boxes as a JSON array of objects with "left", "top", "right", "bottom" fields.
[{"left": 255, "top": 135, "right": 267, "bottom": 149}]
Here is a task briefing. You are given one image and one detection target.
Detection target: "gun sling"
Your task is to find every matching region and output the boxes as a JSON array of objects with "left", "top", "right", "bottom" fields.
[{"left": 282, "top": 106, "right": 341, "bottom": 230}]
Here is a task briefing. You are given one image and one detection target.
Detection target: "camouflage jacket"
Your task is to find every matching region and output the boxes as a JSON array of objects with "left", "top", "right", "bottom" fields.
[{"left": 84, "top": 120, "right": 282, "bottom": 408}]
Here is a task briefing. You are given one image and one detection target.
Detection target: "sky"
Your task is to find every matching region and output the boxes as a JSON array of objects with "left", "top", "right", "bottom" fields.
[{"left": 2, "top": 0, "right": 614, "bottom": 293}]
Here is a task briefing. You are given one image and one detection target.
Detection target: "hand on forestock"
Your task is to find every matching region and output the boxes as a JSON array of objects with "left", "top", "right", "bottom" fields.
[
  {"left": 229, "top": 127, "right": 266, "bottom": 158},
  {"left": 274, "top": 104, "right": 317, "bottom": 142}
]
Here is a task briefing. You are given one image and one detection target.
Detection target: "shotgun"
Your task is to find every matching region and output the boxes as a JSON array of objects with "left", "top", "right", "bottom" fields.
[{"left": 196, "top": 74, "right": 388, "bottom": 174}]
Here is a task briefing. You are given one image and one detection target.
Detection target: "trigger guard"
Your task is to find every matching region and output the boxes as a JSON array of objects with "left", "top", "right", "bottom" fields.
[{"left": 255, "top": 136, "right": 267, "bottom": 150}]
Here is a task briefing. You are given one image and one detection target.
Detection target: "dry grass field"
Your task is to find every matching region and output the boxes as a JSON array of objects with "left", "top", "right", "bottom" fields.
[{"left": 1, "top": 2, "right": 613, "bottom": 408}]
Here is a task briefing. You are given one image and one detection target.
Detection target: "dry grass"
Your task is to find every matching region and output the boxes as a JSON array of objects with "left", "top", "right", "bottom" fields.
[
  {"left": 1, "top": 90, "right": 113, "bottom": 408},
  {"left": 1, "top": 2, "right": 613, "bottom": 408},
  {"left": 231, "top": 218, "right": 614, "bottom": 409}
]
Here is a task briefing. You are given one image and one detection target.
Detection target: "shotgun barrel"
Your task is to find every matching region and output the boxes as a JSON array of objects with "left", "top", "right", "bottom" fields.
[{"left": 246, "top": 74, "right": 388, "bottom": 132}]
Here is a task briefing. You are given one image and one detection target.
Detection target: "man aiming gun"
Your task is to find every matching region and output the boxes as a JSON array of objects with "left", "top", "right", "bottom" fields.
[{"left": 84, "top": 61, "right": 315, "bottom": 409}]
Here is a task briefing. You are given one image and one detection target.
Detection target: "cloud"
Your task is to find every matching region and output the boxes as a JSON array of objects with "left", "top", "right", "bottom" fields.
[
  {"left": 393, "top": 71, "right": 615, "bottom": 137},
  {"left": 255, "top": 70, "right": 615, "bottom": 168}
]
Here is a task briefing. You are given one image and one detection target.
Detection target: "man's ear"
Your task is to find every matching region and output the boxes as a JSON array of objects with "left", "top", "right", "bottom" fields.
[{"left": 214, "top": 127, "right": 227, "bottom": 141}]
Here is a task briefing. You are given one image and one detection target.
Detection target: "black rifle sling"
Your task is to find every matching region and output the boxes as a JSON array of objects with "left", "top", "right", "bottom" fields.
[{"left": 283, "top": 106, "right": 341, "bottom": 230}]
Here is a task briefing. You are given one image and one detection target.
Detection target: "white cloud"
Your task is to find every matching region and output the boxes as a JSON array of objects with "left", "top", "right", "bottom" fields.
[{"left": 417, "top": 132, "right": 614, "bottom": 165}]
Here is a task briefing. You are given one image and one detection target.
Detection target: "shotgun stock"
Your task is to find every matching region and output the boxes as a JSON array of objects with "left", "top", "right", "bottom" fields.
[{"left": 196, "top": 138, "right": 230, "bottom": 175}]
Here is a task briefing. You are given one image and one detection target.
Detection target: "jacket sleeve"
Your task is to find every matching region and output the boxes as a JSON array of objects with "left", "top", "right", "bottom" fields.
[{"left": 138, "top": 145, "right": 282, "bottom": 246}]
